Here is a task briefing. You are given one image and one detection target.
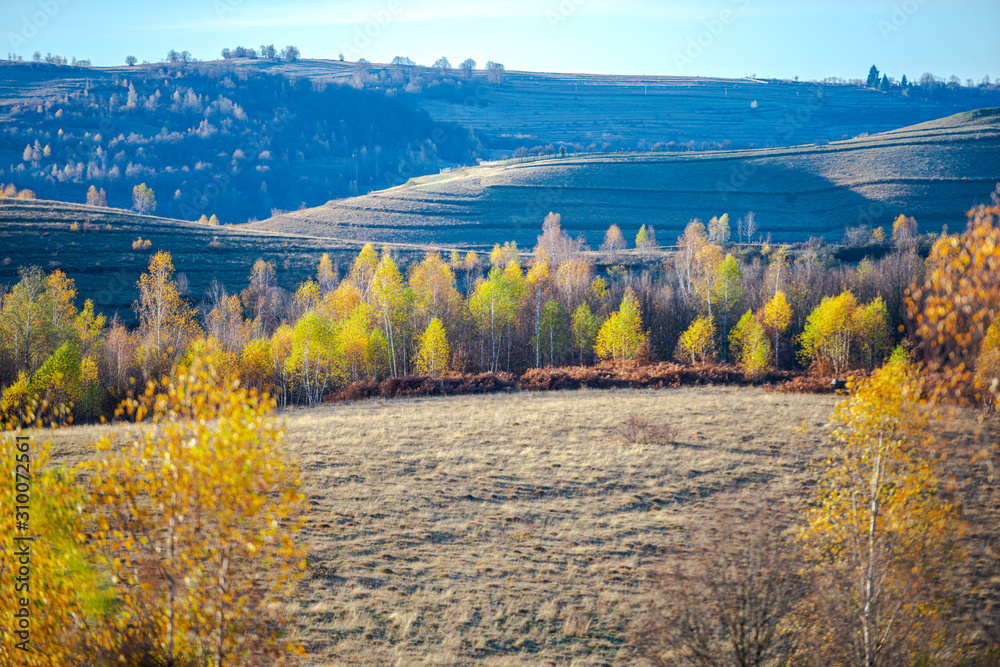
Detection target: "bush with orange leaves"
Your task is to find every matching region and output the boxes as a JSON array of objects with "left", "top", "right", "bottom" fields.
[
  {"left": 906, "top": 185, "right": 1000, "bottom": 405},
  {"left": 83, "top": 339, "right": 308, "bottom": 665}
]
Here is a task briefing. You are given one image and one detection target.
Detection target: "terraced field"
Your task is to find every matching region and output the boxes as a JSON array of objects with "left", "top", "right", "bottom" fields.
[
  {"left": 196, "top": 59, "right": 1000, "bottom": 150},
  {"left": 247, "top": 109, "right": 1000, "bottom": 248},
  {"left": 0, "top": 199, "right": 441, "bottom": 323}
]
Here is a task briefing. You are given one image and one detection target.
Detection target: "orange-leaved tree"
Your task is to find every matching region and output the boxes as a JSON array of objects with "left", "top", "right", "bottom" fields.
[
  {"left": 85, "top": 339, "right": 308, "bottom": 665},
  {"left": 798, "top": 349, "right": 961, "bottom": 666},
  {"left": 905, "top": 187, "right": 1000, "bottom": 404}
]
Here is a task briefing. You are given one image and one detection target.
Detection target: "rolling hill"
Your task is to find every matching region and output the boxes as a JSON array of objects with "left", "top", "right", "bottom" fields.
[
  {"left": 0, "top": 198, "right": 440, "bottom": 323},
  {"left": 185, "top": 59, "right": 1000, "bottom": 153},
  {"left": 245, "top": 108, "right": 1000, "bottom": 248}
]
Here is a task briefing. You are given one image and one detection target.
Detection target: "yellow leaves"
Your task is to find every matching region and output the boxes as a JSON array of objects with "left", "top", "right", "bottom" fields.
[
  {"left": 763, "top": 291, "right": 792, "bottom": 334},
  {"left": 80, "top": 344, "right": 307, "bottom": 664},
  {"left": 415, "top": 318, "right": 451, "bottom": 377},
  {"left": 595, "top": 289, "right": 647, "bottom": 362},
  {"left": 676, "top": 316, "right": 716, "bottom": 364},
  {"left": 799, "top": 351, "right": 961, "bottom": 652}
]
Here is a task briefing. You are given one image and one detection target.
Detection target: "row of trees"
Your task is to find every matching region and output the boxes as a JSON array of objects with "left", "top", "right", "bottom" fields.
[
  {"left": 0, "top": 209, "right": 928, "bottom": 421},
  {"left": 220, "top": 44, "right": 300, "bottom": 61}
]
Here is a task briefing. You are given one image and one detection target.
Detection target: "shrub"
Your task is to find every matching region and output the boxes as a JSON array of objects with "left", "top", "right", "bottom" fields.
[
  {"left": 635, "top": 498, "right": 799, "bottom": 666},
  {"left": 612, "top": 414, "right": 672, "bottom": 446}
]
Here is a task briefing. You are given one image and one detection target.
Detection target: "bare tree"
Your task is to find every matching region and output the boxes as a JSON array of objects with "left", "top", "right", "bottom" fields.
[
  {"left": 433, "top": 56, "right": 451, "bottom": 73},
  {"left": 485, "top": 60, "right": 506, "bottom": 86},
  {"left": 843, "top": 225, "right": 871, "bottom": 247},
  {"left": 635, "top": 497, "right": 800, "bottom": 667},
  {"left": 740, "top": 212, "right": 758, "bottom": 245},
  {"left": 534, "top": 213, "right": 585, "bottom": 267},
  {"left": 460, "top": 58, "right": 476, "bottom": 79},
  {"left": 600, "top": 224, "right": 628, "bottom": 262}
]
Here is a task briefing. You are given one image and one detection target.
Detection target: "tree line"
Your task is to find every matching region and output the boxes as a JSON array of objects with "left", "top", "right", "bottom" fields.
[
  {"left": 0, "top": 191, "right": 998, "bottom": 664},
  {"left": 0, "top": 199, "right": 976, "bottom": 422}
]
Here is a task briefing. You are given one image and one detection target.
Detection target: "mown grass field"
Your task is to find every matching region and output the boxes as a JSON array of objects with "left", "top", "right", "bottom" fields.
[
  {"left": 249, "top": 109, "right": 1000, "bottom": 249},
  {"left": 45, "top": 386, "right": 997, "bottom": 666}
]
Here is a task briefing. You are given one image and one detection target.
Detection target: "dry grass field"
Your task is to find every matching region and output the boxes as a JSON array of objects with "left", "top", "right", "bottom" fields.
[
  {"left": 250, "top": 109, "right": 1000, "bottom": 249},
  {"left": 42, "top": 386, "right": 998, "bottom": 666}
]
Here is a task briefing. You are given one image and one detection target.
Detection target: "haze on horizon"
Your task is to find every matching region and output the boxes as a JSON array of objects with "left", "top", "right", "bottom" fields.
[{"left": 3, "top": 0, "right": 998, "bottom": 82}]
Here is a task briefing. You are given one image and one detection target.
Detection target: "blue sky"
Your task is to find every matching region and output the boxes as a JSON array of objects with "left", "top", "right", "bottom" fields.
[{"left": 3, "top": 0, "right": 997, "bottom": 81}]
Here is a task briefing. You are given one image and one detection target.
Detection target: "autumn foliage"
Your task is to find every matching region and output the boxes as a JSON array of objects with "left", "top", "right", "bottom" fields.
[
  {"left": 907, "top": 186, "right": 1000, "bottom": 404},
  {"left": 798, "top": 350, "right": 961, "bottom": 666},
  {"left": 84, "top": 340, "right": 308, "bottom": 664}
]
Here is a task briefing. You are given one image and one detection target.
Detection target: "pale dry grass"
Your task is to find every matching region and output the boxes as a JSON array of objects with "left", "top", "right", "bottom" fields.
[
  {"left": 38, "top": 386, "right": 995, "bottom": 665},
  {"left": 277, "top": 386, "right": 837, "bottom": 665}
]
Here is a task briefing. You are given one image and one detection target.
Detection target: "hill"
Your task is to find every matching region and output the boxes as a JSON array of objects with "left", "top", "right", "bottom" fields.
[
  {"left": 0, "top": 198, "right": 438, "bottom": 323},
  {"left": 246, "top": 109, "right": 1000, "bottom": 247},
  {"left": 0, "top": 60, "right": 480, "bottom": 224},
  {"left": 2, "top": 58, "right": 998, "bottom": 227},
  {"left": 180, "top": 59, "right": 1000, "bottom": 155}
]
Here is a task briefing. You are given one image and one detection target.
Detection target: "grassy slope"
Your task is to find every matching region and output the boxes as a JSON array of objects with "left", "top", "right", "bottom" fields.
[
  {"left": 7, "top": 60, "right": 991, "bottom": 152},
  {"left": 46, "top": 387, "right": 994, "bottom": 665},
  {"left": 0, "top": 199, "right": 445, "bottom": 323},
  {"left": 134, "top": 59, "right": 996, "bottom": 149},
  {"left": 247, "top": 109, "right": 1000, "bottom": 248}
]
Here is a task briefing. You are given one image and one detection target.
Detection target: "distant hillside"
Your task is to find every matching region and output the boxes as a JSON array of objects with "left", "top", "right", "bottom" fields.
[
  {"left": 0, "top": 61, "right": 480, "bottom": 224},
  {"left": 2, "top": 58, "right": 998, "bottom": 229},
  {"left": 246, "top": 109, "right": 1000, "bottom": 247},
  {"left": 192, "top": 59, "right": 1000, "bottom": 155},
  {"left": 0, "top": 199, "right": 435, "bottom": 324}
]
